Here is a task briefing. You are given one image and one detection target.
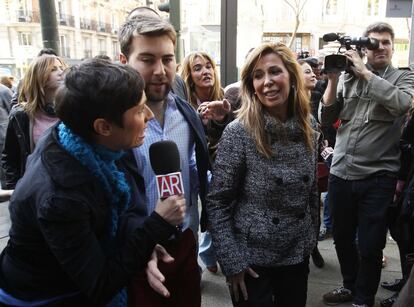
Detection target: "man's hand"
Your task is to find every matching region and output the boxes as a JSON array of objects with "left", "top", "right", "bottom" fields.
[
  {"left": 394, "top": 180, "right": 406, "bottom": 203},
  {"left": 146, "top": 244, "right": 175, "bottom": 298},
  {"left": 227, "top": 267, "right": 259, "bottom": 302},
  {"left": 197, "top": 99, "right": 231, "bottom": 122},
  {"left": 326, "top": 71, "right": 341, "bottom": 83},
  {"left": 322, "top": 72, "right": 341, "bottom": 106},
  {"left": 345, "top": 50, "right": 373, "bottom": 81},
  {"left": 154, "top": 195, "right": 186, "bottom": 227}
]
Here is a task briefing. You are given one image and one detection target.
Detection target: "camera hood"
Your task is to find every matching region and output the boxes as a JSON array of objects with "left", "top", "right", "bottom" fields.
[{"left": 324, "top": 54, "right": 348, "bottom": 73}]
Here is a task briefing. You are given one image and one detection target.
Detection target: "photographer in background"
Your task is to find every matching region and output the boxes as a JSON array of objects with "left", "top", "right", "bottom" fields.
[{"left": 319, "top": 22, "right": 414, "bottom": 307}]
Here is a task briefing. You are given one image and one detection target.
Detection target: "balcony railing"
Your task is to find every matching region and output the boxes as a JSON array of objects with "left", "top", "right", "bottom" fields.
[
  {"left": 58, "top": 14, "right": 75, "bottom": 27},
  {"left": 97, "top": 22, "right": 112, "bottom": 33},
  {"left": 80, "top": 18, "right": 97, "bottom": 31},
  {"left": 15, "top": 10, "right": 40, "bottom": 23},
  {"left": 14, "top": 11, "right": 116, "bottom": 34}
]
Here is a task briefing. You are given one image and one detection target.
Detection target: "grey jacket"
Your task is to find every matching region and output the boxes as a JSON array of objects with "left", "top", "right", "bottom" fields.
[
  {"left": 206, "top": 116, "right": 318, "bottom": 276},
  {"left": 319, "top": 66, "right": 414, "bottom": 180}
]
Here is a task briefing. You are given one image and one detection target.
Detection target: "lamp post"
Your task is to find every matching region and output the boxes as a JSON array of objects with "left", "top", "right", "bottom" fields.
[
  {"left": 38, "top": 0, "right": 60, "bottom": 55},
  {"left": 158, "top": 0, "right": 182, "bottom": 62},
  {"left": 220, "top": 0, "right": 238, "bottom": 87}
]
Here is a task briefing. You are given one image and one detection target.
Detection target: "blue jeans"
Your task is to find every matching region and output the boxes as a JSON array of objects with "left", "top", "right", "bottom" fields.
[
  {"left": 198, "top": 231, "right": 217, "bottom": 268},
  {"left": 323, "top": 192, "right": 332, "bottom": 230},
  {"left": 329, "top": 174, "right": 396, "bottom": 307}
]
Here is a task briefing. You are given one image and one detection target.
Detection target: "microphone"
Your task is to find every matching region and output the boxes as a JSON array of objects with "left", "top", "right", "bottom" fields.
[
  {"left": 323, "top": 33, "right": 339, "bottom": 42},
  {"left": 149, "top": 140, "right": 184, "bottom": 199}
]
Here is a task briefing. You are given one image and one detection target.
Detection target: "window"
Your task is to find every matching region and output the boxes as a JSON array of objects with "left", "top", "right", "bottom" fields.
[
  {"left": 112, "top": 41, "right": 119, "bottom": 60},
  {"left": 111, "top": 15, "right": 118, "bottom": 34},
  {"left": 98, "top": 10, "right": 105, "bottom": 31},
  {"left": 83, "top": 37, "right": 92, "bottom": 59},
  {"left": 394, "top": 42, "right": 409, "bottom": 52},
  {"left": 295, "top": 37, "right": 302, "bottom": 52},
  {"left": 58, "top": 0, "right": 66, "bottom": 18},
  {"left": 99, "top": 39, "right": 106, "bottom": 55},
  {"left": 58, "top": 0, "right": 68, "bottom": 25},
  {"left": 367, "top": 0, "right": 379, "bottom": 16},
  {"left": 17, "top": 0, "right": 31, "bottom": 21},
  {"left": 18, "top": 0, "right": 29, "bottom": 16},
  {"left": 60, "top": 35, "right": 70, "bottom": 57},
  {"left": 263, "top": 33, "right": 285, "bottom": 44},
  {"left": 325, "top": 0, "right": 338, "bottom": 15},
  {"left": 18, "top": 32, "right": 32, "bottom": 46}
]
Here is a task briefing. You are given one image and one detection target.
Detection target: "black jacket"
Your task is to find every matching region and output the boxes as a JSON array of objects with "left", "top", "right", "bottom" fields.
[
  {"left": 0, "top": 85, "right": 12, "bottom": 152},
  {"left": 0, "top": 126, "right": 176, "bottom": 305},
  {"left": 1, "top": 105, "right": 30, "bottom": 189}
]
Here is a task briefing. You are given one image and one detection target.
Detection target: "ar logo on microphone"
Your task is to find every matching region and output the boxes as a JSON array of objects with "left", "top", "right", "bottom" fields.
[{"left": 156, "top": 172, "right": 184, "bottom": 199}]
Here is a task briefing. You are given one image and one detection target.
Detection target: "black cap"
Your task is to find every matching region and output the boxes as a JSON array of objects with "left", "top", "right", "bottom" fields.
[{"left": 304, "top": 57, "right": 319, "bottom": 68}]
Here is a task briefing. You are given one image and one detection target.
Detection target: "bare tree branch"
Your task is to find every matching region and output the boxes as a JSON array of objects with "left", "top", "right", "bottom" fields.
[{"left": 282, "top": 0, "right": 309, "bottom": 49}]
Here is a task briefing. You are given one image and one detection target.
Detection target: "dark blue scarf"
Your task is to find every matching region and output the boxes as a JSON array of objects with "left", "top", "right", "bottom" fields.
[{"left": 57, "top": 122, "right": 130, "bottom": 307}]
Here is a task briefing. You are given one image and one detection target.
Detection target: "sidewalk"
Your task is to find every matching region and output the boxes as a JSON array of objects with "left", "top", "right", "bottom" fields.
[
  {"left": 0, "top": 200, "right": 402, "bottom": 307},
  {"left": 200, "top": 235, "right": 402, "bottom": 307}
]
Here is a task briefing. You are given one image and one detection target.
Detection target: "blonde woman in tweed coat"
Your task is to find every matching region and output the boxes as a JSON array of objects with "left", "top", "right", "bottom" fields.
[{"left": 206, "top": 43, "right": 319, "bottom": 307}]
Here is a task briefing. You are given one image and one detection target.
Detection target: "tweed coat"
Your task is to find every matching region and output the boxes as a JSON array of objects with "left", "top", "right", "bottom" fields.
[{"left": 206, "top": 114, "right": 319, "bottom": 276}]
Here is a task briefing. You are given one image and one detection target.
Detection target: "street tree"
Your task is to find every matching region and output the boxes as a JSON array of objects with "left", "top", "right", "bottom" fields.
[{"left": 282, "top": 0, "right": 308, "bottom": 49}]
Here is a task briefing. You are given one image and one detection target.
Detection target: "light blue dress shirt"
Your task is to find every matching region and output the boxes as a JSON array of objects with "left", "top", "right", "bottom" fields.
[{"left": 133, "top": 93, "right": 200, "bottom": 235}]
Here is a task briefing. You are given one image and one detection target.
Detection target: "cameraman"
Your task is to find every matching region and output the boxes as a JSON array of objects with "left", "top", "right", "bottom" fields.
[{"left": 319, "top": 22, "right": 414, "bottom": 307}]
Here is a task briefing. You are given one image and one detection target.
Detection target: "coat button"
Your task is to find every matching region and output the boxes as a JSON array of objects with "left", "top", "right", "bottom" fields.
[
  {"left": 272, "top": 217, "right": 279, "bottom": 225},
  {"left": 303, "top": 175, "right": 309, "bottom": 182}
]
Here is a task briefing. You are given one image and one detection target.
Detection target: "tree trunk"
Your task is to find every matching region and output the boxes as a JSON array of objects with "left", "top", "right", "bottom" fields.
[{"left": 288, "top": 15, "right": 300, "bottom": 49}]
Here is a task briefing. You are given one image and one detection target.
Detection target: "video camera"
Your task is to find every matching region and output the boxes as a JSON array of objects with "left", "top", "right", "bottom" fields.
[
  {"left": 322, "top": 33, "right": 379, "bottom": 73},
  {"left": 297, "top": 50, "right": 310, "bottom": 60}
]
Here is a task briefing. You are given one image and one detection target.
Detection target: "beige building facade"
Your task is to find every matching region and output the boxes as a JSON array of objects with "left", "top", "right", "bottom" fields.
[
  {"left": 0, "top": 0, "right": 412, "bottom": 79},
  {"left": 0, "top": 0, "right": 167, "bottom": 78}
]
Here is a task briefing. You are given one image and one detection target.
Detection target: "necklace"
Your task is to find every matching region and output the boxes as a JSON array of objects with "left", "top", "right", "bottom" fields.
[{"left": 380, "top": 64, "right": 390, "bottom": 79}]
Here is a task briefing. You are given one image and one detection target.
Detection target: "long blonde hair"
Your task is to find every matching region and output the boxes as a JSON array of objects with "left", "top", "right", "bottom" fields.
[
  {"left": 181, "top": 52, "right": 223, "bottom": 108},
  {"left": 19, "top": 55, "right": 67, "bottom": 119},
  {"left": 237, "top": 42, "right": 314, "bottom": 158}
]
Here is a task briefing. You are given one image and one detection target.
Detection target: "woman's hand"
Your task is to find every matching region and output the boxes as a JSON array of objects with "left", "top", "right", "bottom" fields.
[
  {"left": 146, "top": 244, "right": 175, "bottom": 298},
  {"left": 154, "top": 195, "right": 186, "bottom": 226},
  {"left": 227, "top": 267, "right": 259, "bottom": 302},
  {"left": 198, "top": 99, "right": 231, "bottom": 122}
]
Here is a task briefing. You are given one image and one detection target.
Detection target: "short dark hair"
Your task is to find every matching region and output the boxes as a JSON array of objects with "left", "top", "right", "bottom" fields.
[
  {"left": 55, "top": 59, "right": 145, "bottom": 142},
  {"left": 37, "top": 48, "right": 58, "bottom": 57},
  {"left": 93, "top": 54, "right": 111, "bottom": 61},
  {"left": 127, "top": 6, "right": 160, "bottom": 20},
  {"left": 118, "top": 15, "right": 176, "bottom": 59},
  {"left": 363, "top": 22, "right": 395, "bottom": 41}
]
